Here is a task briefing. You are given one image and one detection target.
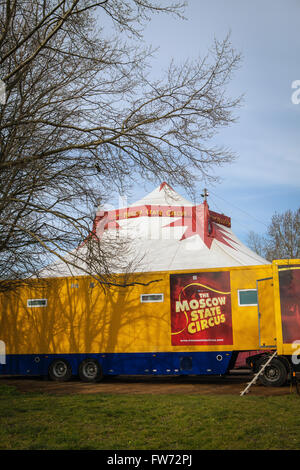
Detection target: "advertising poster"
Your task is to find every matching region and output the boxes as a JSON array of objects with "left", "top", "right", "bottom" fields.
[
  {"left": 279, "top": 266, "right": 300, "bottom": 344},
  {"left": 170, "top": 271, "right": 233, "bottom": 346}
]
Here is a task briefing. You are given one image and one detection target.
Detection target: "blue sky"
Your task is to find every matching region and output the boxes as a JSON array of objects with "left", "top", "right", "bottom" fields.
[{"left": 124, "top": 0, "right": 300, "bottom": 243}]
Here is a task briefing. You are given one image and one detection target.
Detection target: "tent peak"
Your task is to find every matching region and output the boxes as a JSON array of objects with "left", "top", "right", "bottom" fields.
[
  {"left": 201, "top": 188, "right": 209, "bottom": 204},
  {"left": 159, "top": 182, "right": 174, "bottom": 192},
  {"left": 130, "top": 183, "right": 193, "bottom": 208}
]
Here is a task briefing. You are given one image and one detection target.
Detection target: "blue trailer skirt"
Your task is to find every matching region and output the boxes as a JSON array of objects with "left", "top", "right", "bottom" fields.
[{"left": 0, "top": 351, "right": 233, "bottom": 378}]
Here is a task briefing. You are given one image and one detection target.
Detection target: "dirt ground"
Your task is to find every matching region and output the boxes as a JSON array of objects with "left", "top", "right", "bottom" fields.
[{"left": 1, "top": 371, "right": 300, "bottom": 396}]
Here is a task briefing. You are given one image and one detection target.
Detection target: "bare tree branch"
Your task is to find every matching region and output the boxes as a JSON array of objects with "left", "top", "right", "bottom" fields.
[
  {"left": 247, "top": 208, "right": 300, "bottom": 261},
  {"left": 0, "top": 0, "right": 241, "bottom": 284}
]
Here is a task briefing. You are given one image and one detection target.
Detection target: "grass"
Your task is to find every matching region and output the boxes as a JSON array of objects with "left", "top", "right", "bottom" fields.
[{"left": 1, "top": 383, "right": 300, "bottom": 450}]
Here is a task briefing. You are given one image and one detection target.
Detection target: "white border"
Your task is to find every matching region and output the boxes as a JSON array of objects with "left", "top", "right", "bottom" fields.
[
  {"left": 27, "top": 299, "right": 48, "bottom": 307},
  {"left": 238, "top": 289, "right": 258, "bottom": 307},
  {"left": 140, "top": 293, "right": 164, "bottom": 303}
]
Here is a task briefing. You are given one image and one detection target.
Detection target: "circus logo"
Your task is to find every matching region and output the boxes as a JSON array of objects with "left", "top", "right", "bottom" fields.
[{"left": 170, "top": 271, "right": 233, "bottom": 346}]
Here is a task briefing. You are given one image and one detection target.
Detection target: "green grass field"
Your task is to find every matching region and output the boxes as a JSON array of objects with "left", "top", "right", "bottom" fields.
[{"left": 1, "top": 383, "right": 300, "bottom": 450}]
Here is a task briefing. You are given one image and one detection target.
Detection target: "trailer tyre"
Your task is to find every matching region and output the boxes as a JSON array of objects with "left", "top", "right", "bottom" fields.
[
  {"left": 79, "top": 358, "right": 103, "bottom": 382},
  {"left": 257, "top": 357, "right": 288, "bottom": 387},
  {"left": 49, "top": 359, "right": 72, "bottom": 382}
]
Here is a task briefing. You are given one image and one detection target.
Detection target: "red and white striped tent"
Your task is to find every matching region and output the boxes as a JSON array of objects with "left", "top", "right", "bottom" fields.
[{"left": 39, "top": 182, "right": 268, "bottom": 277}]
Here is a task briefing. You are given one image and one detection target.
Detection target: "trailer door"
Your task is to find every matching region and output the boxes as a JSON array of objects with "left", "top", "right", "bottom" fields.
[
  {"left": 257, "top": 277, "right": 276, "bottom": 348},
  {"left": 277, "top": 264, "right": 300, "bottom": 347}
]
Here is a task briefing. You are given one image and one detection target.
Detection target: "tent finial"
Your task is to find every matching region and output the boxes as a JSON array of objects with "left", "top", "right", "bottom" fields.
[{"left": 201, "top": 188, "right": 209, "bottom": 203}]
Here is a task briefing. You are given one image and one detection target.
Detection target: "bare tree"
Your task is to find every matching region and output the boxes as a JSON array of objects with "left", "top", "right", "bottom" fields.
[
  {"left": 247, "top": 230, "right": 267, "bottom": 259},
  {"left": 0, "top": 0, "right": 242, "bottom": 284},
  {"left": 247, "top": 208, "right": 300, "bottom": 262}
]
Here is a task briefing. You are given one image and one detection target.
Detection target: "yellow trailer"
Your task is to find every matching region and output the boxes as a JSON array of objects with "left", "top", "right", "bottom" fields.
[
  {"left": 0, "top": 260, "right": 299, "bottom": 385},
  {"left": 249, "top": 259, "right": 300, "bottom": 386}
]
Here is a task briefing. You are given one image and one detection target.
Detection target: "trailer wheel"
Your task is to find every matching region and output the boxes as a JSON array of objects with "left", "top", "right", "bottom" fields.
[
  {"left": 49, "top": 359, "right": 72, "bottom": 382},
  {"left": 257, "top": 357, "right": 288, "bottom": 387},
  {"left": 78, "top": 358, "right": 103, "bottom": 382}
]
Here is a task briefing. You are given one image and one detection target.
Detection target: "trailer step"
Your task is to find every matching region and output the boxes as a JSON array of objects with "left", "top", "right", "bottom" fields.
[{"left": 240, "top": 350, "right": 277, "bottom": 396}]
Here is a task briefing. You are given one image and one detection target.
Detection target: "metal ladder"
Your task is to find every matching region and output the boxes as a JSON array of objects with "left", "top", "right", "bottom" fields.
[{"left": 240, "top": 350, "right": 277, "bottom": 396}]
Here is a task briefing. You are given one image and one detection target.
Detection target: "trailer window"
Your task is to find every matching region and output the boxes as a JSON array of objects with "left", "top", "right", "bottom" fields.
[
  {"left": 27, "top": 299, "right": 47, "bottom": 307},
  {"left": 140, "top": 294, "right": 164, "bottom": 303},
  {"left": 238, "top": 290, "right": 258, "bottom": 306}
]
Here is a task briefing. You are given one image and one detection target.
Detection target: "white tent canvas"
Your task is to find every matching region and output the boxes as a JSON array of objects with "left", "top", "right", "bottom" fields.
[{"left": 39, "top": 182, "right": 268, "bottom": 277}]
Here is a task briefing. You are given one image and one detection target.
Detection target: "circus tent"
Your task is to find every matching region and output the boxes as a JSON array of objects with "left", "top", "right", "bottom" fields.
[{"left": 39, "top": 182, "right": 268, "bottom": 277}]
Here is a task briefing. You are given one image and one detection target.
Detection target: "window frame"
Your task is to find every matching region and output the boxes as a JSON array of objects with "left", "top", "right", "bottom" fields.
[
  {"left": 27, "top": 299, "right": 48, "bottom": 308},
  {"left": 238, "top": 289, "right": 258, "bottom": 307},
  {"left": 140, "top": 293, "right": 164, "bottom": 303}
]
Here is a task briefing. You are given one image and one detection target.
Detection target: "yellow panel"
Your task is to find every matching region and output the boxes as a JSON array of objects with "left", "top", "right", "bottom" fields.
[
  {"left": 257, "top": 278, "right": 276, "bottom": 347},
  {"left": 230, "top": 265, "right": 273, "bottom": 351},
  {"left": 0, "top": 264, "right": 275, "bottom": 356}
]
